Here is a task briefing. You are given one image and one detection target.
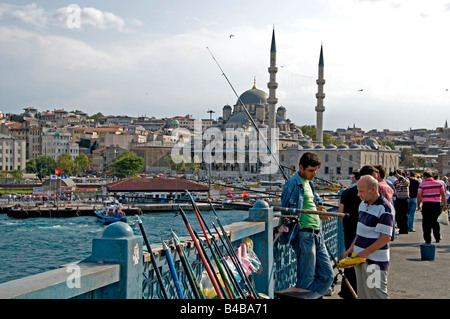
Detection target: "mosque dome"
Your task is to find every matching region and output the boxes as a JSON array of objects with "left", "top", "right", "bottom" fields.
[
  {"left": 226, "top": 112, "right": 250, "bottom": 124},
  {"left": 171, "top": 119, "right": 180, "bottom": 125},
  {"left": 237, "top": 86, "right": 268, "bottom": 105},
  {"left": 365, "top": 137, "right": 380, "bottom": 150}
]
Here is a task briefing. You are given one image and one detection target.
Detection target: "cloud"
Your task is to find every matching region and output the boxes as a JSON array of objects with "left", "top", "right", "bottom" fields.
[
  {"left": 0, "top": 3, "right": 132, "bottom": 31},
  {"left": 55, "top": 6, "right": 126, "bottom": 31},
  {"left": 0, "top": 3, "right": 46, "bottom": 27}
]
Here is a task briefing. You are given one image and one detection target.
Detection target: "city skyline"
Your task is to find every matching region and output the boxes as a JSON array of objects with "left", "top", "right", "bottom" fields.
[{"left": 0, "top": 1, "right": 449, "bottom": 132}]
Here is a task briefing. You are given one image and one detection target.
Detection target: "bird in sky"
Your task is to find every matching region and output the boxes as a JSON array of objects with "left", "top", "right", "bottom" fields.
[
  {"left": 229, "top": 34, "right": 234, "bottom": 38},
  {"left": 358, "top": 89, "right": 364, "bottom": 92}
]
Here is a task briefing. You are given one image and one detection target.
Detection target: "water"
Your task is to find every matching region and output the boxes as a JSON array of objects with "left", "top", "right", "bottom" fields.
[{"left": 0, "top": 209, "right": 249, "bottom": 284}]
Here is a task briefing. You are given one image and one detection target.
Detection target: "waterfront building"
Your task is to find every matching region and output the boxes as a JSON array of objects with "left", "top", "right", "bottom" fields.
[
  {"left": 0, "top": 133, "right": 26, "bottom": 171},
  {"left": 280, "top": 138, "right": 399, "bottom": 181},
  {"left": 41, "top": 128, "right": 79, "bottom": 160}
]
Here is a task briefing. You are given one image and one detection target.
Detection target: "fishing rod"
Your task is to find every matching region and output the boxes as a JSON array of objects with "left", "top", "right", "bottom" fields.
[
  {"left": 171, "top": 230, "right": 204, "bottom": 299},
  {"left": 185, "top": 190, "right": 237, "bottom": 299},
  {"left": 192, "top": 230, "right": 229, "bottom": 299},
  {"left": 208, "top": 233, "right": 246, "bottom": 299},
  {"left": 206, "top": 46, "right": 289, "bottom": 181},
  {"left": 325, "top": 242, "right": 357, "bottom": 299},
  {"left": 207, "top": 199, "right": 258, "bottom": 298},
  {"left": 161, "top": 237, "right": 185, "bottom": 299},
  {"left": 183, "top": 177, "right": 282, "bottom": 197},
  {"left": 136, "top": 215, "right": 169, "bottom": 299},
  {"left": 273, "top": 206, "right": 347, "bottom": 219},
  {"left": 211, "top": 220, "right": 258, "bottom": 299},
  {"left": 176, "top": 206, "right": 225, "bottom": 299}
]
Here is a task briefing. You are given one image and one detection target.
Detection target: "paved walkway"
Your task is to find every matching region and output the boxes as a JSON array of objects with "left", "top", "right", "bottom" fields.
[{"left": 328, "top": 213, "right": 450, "bottom": 299}]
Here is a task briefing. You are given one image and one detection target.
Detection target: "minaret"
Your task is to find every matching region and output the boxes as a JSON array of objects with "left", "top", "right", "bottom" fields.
[
  {"left": 267, "top": 28, "right": 278, "bottom": 145},
  {"left": 315, "top": 44, "right": 326, "bottom": 144}
]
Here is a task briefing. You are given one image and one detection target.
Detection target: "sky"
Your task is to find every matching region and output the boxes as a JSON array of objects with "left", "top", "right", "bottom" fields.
[{"left": 0, "top": 0, "right": 449, "bottom": 132}]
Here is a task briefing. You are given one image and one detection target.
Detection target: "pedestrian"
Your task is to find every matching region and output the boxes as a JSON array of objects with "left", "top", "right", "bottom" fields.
[
  {"left": 407, "top": 172, "right": 420, "bottom": 232},
  {"left": 280, "top": 152, "right": 334, "bottom": 296},
  {"left": 374, "top": 165, "right": 394, "bottom": 204},
  {"left": 337, "top": 169, "right": 361, "bottom": 299},
  {"left": 344, "top": 175, "right": 394, "bottom": 299},
  {"left": 393, "top": 169, "right": 410, "bottom": 234},
  {"left": 417, "top": 171, "right": 448, "bottom": 244}
]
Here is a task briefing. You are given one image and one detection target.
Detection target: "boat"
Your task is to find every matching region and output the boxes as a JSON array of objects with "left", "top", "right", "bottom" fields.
[{"left": 94, "top": 202, "right": 127, "bottom": 225}]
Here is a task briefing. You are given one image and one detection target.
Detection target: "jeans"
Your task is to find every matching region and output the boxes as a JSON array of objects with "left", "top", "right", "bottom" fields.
[
  {"left": 407, "top": 197, "right": 417, "bottom": 231},
  {"left": 291, "top": 230, "right": 334, "bottom": 296}
]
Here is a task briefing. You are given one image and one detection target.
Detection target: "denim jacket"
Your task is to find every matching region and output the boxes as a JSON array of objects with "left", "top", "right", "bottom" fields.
[{"left": 279, "top": 172, "right": 321, "bottom": 244}]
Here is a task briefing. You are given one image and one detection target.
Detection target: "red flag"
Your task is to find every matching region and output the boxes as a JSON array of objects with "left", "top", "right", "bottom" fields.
[{"left": 55, "top": 169, "right": 62, "bottom": 175}]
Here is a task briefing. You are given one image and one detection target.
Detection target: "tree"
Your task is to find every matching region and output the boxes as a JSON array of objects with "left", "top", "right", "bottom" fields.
[
  {"left": 164, "top": 154, "right": 186, "bottom": 172},
  {"left": 73, "top": 153, "right": 92, "bottom": 176},
  {"left": 87, "top": 112, "right": 104, "bottom": 120},
  {"left": 55, "top": 153, "right": 75, "bottom": 175},
  {"left": 298, "top": 125, "right": 334, "bottom": 145},
  {"left": 109, "top": 151, "right": 144, "bottom": 178},
  {"left": 400, "top": 148, "right": 417, "bottom": 168},
  {"left": 27, "top": 155, "right": 55, "bottom": 181}
]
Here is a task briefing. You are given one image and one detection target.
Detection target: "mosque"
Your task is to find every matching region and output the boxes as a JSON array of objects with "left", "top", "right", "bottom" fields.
[{"left": 206, "top": 29, "right": 399, "bottom": 181}]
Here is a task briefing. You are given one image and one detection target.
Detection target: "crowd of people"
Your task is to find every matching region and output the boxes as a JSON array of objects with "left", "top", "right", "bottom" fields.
[{"left": 280, "top": 151, "right": 449, "bottom": 299}]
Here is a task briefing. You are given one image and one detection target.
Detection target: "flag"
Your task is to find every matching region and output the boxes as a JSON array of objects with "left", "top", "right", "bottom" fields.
[{"left": 55, "top": 169, "right": 62, "bottom": 175}]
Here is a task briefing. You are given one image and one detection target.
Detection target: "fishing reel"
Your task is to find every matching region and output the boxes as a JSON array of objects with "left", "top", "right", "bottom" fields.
[{"left": 281, "top": 214, "right": 299, "bottom": 226}]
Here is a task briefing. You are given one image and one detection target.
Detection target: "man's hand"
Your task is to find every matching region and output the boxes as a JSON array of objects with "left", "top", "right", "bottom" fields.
[{"left": 317, "top": 206, "right": 330, "bottom": 221}]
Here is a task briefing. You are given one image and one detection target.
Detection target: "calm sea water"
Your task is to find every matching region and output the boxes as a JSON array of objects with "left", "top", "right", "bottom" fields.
[{"left": 0, "top": 209, "right": 249, "bottom": 284}]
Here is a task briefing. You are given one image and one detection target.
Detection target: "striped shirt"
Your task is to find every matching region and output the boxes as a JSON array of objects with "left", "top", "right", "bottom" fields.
[
  {"left": 418, "top": 178, "right": 445, "bottom": 202},
  {"left": 393, "top": 176, "right": 410, "bottom": 199},
  {"left": 354, "top": 195, "right": 394, "bottom": 270}
]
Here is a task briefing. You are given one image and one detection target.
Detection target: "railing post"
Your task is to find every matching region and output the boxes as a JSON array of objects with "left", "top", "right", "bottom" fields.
[
  {"left": 83, "top": 222, "right": 143, "bottom": 299},
  {"left": 247, "top": 200, "right": 274, "bottom": 298}
]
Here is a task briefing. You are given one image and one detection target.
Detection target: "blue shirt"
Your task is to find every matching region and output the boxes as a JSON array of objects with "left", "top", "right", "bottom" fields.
[{"left": 281, "top": 172, "right": 321, "bottom": 229}]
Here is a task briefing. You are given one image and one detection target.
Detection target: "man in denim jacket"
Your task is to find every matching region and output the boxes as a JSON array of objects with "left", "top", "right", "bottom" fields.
[{"left": 280, "top": 152, "right": 334, "bottom": 296}]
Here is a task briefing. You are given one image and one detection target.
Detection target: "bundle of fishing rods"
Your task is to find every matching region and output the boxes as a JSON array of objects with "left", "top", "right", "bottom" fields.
[{"left": 137, "top": 189, "right": 259, "bottom": 299}]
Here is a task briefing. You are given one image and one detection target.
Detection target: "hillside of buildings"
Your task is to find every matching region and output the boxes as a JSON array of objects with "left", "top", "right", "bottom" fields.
[{"left": 0, "top": 107, "right": 449, "bottom": 184}]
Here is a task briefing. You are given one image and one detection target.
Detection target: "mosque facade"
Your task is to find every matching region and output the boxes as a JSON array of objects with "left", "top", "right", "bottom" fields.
[{"left": 204, "top": 29, "right": 399, "bottom": 181}]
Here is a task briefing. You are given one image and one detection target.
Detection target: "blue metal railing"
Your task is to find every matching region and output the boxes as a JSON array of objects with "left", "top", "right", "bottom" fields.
[{"left": 0, "top": 201, "right": 344, "bottom": 299}]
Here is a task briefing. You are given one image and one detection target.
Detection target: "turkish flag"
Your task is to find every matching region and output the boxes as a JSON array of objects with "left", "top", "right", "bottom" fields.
[{"left": 55, "top": 169, "right": 62, "bottom": 175}]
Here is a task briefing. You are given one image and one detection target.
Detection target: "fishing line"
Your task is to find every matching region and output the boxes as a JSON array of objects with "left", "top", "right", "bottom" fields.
[{"left": 206, "top": 46, "right": 289, "bottom": 181}]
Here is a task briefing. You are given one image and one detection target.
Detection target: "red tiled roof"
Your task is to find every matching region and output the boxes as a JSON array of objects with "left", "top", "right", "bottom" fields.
[{"left": 107, "top": 178, "right": 209, "bottom": 192}]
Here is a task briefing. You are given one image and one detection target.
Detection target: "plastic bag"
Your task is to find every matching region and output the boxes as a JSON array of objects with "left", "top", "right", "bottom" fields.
[
  {"left": 238, "top": 238, "right": 262, "bottom": 275},
  {"left": 438, "top": 209, "right": 449, "bottom": 226},
  {"left": 338, "top": 253, "right": 366, "bottom": 268}
]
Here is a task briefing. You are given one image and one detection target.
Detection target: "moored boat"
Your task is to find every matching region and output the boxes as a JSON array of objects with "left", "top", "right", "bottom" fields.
[{"left": 94, "top": 202, "right": 127, "bottom": 225}]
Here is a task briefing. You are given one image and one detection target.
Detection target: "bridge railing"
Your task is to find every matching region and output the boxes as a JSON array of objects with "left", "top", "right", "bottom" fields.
[{"left": 0, "top": 200, "right": 343, "bottom": 299}]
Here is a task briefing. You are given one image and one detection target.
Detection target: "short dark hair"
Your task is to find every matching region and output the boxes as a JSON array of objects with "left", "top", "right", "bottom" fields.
[
  {"left": 353, "top": 169, "right": 360, "bottom": 180},
  {"left": 360, "top": 165, "right": 378, "bottom": 177},
  {"left": 299, "top": 152, "right": 321, "bottom": 169},
  {"left": 374, "top": 165, "right": 386, "bottom": 179},
  {"left": 423, "top": 171, "right": 432, "bottom": 178}
]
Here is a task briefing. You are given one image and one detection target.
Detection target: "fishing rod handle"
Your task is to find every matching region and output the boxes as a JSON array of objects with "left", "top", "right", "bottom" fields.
[{"left": 274, "top": 206, "right": 347, "bottom": 218}]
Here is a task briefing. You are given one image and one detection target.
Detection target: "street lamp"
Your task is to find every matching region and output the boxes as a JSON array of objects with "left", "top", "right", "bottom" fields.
[{"left": 207, "top": 110, "right": 215, "bottom": 196}]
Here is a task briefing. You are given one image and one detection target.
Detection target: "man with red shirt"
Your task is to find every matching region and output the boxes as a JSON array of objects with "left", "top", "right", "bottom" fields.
[{"left": 417, "top": 171, "right": 448, "bottom": 244}]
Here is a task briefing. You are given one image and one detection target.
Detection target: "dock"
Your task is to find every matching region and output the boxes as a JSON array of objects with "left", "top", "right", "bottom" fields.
[{"left": 0, "top": 200, "right": 237, "bottom": 218}]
